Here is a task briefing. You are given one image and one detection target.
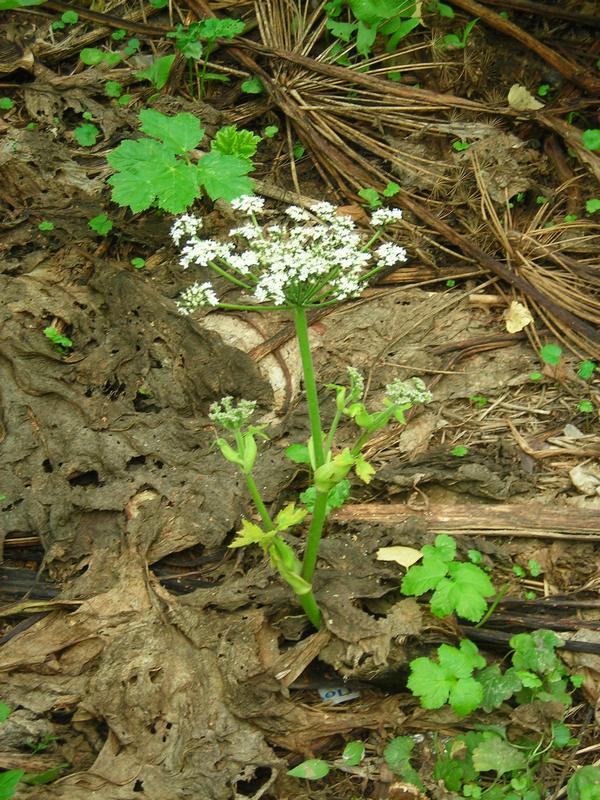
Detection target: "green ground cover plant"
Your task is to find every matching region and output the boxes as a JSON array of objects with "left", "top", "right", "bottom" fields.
[{"left": 107, "top": 110, "right": 258, "bottom": 213}]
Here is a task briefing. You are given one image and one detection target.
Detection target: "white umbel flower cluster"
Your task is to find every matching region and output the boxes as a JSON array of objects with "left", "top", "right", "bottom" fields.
[
  {"left": 170, "top": 214, "right": 203, "bottom": 246},
  {"left": 385, "top": 377, "right": 433, "bottom": 407},
  {"left": 177, "top": 281, "right": 219, "bottom": 314},
  {"left": 171, "top": 196, "right": 408, "bottom": 311},
  {"left": 371, "top": 208, "right": 404, "bottom": 226},
  {"left": 209, "top": 396, "right": 256, "bottom": 429}
]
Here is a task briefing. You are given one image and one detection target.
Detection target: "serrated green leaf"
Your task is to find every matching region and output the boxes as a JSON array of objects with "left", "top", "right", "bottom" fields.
[
  {"left": 401, "top": 552, "right": 449, "bottom": 596},
  {"left": 74, "top": 123, "right": 99, "bottom": 146},
  {"left": 582, "top": 129, "right": 600, "bottom": 151},
  {"left": 383, "top": 736, "right": 414, "bottom": 773},
  {"left": 139, "top": 109, "right": 205, "bottom": 154},
  {"left": 80, "top": 47, "right": 104, "bottom": 65},
  {"left": 240, "top": 76, "right": 264, "bottom": 94},
  {"left": 578, "top": 360, "right": 597, "bottom": 380},
  {"left": 108, "top": 139, "right": 200, "bottom": 213},
  {"left": 407, "top": 658, "right": 450, "bottom": 708},
  {"left": 196, "top": 151, "right": 254, "bottom": 201},
  {"left": 355, "top": 454, "right": 375, "bottom": 483},
  {"left": 105, "top": 80, "right": 122, "bottom": 98},
  {"left": 510, "top": 630, "right": 563, "bottom": 674},
  {"left": 438, "top": 640, "right": 486, "bottom": 677},
  {"left": 428, "top": 533, "right": 457, "bottom": 562},
  {"left": 341, "top": 740, "right": 365, "bottom": 766},
  {"left": 540, "top": 343, "right": 562, "bottom": 366},
  {"left": 449, "top": 676, "right": 483, "bottom": 717},
  {"left": 472, "top": 735, "right": 527, "bottom": 775},
  {"left": 300, "top": 479, "right": 351, "bottom": 514},
  {"left": 212, "top": 125, "right": 261, "bottom": 159},
  {"left": 275, "top": 502, "right": 307, "bottom": 531},
  {"left": 197, "top": 16, "right": 245, "bottom": 41},
  {"left": 229, "top": 519, "right": 269, "bottom": 549},
  {"left": 287, "top": 759, "right": 329, "bottom": 780},
  {"left": 430, "top": 562, "right": 494, "bottom": 622},
  {"left": 88, "top": 214, "right": 113, "bottom": 235},
  {"left": 478, "top": 665, "right": 522, "bottom": 712}
]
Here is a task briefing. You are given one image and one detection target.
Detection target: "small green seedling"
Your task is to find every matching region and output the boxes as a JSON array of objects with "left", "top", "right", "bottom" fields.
[
  {"left": 105, "top": 80, "right": 123, "bottom": 98},
  {"left": 131, "top": 257, "right": 146, "bottom": 269},
  {"left": 452, "top": 140, "right": 470, "bottom": 151},
  {"left": 540, "top": 343, "right": 562, "bottom": 366},
  {"left": 74, "top": 123, "right": 100, "bottom": 147},
  {"left": 446, "top": 278, "right": 456, "bottom": 287},
  {"left": 441, "top": 17, "right": 478, "bottom": 49},
  {"left": 535, "top": 195, "right": 548, "bottom": 204},
  {"left": 358, "top": 187, "right": 382, "bottom": 208},
  {"left": 241, "top": 76, "right": 264, "bottom": 94},
  {"left": 88, "top": 214, "right": 113, "bottom": 235},
  {"left": 582, "top": 129, "right": 600, "bottom": 151},
  {"left": 167, "top": 18, "right": 244, "bottom": 97},
  {"left": 293, "top": 141, "right": 306, "bottom": 160},
  {"left": 262, "top": 125, "right": 279, "bottom": 138},
  {"left": 38, "top": 221, "right": 54, "bottom": 231},
  {"left": 111, "top": 28, "right": 126, "bottom": 40},
  {"left": 0, "top": 97, "right": 15, "bottom": 110},
  {"left": 469, "top": 394, "right": 487, "bottom": 408},
  {"left": 585, "top": 198, "right": 600, "bottom": 214},
  {"left": 136, "top": 55, "right": 175, "bottom": 90},
  {"left": 578, "top": 360, "right": 596, "bottom": 380},
  {"left": 325, "top": 0, "right": 422, "bottom": 58},
  {"left": 537, "top": 83, "right": 550, "bottom": 97},
  {"left": 450, "top": 445, "right": 469, "bottom": 457},
  {"left": 43, "top": 326, "right": 73, "bottom": 353},
  {"left": 577, "top": 399, "right": 594, "bottom": 414},
  {"left": 564, "top": 214, "right": 578, "bottom": 223}
]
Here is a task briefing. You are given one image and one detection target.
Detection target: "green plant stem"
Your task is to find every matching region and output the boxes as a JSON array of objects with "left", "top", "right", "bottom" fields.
[
  {"left": 324, "top": 406, "right": 343, "bottom": 454},
  {"left": 245, "top": 473, "right": 274, "bottom": 531},
  {"left": 293, "top": 307, "right": 325, "bottom": 468},
  {"left": 299, "top": 590, "right": 321, "bottom": 628},
  {"left": 475, "top": 582, "right": 509, "bottom": 628},
  {"left": 293, "top": 307, "right": 329, "bottom": 592}
]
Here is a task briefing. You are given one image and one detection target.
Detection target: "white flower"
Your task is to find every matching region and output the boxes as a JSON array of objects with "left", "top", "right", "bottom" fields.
[
  {"left": 375, "top": 242, "right": 408, "bottom": 267},
  {"left": 230, "top": 195, "right": 265, "bottom": 215},
  {"left": 230, "top": 224, "right": 261, "bottom": 240},
  {"left": 385, "top": 377, "right": 432, "bottom": 407},
  {"left": 371, "top": 208, "right": 404, "bottom": 226},
  {"left": 285, "top": 205, "right": 311, "bottom": 222},
  {"left": 227, "top": 251, "right": 259, "bottom": 274},
  {"left": 346, "top": 366, "right": 364, "bottom": 401},
  {"left": 170, "top": 214, "right": 203, "bottom": 246},
  {"left": 173, "top": 194, "right": 410, "bottom": 309},
  {"left": 179, "top": 239, "right": 232, "bottom": 269},
  {"left": 177, "top": 281, "right": 219, "bottom": 314},
  {"left": 309, "top": 201, "right": 337, "bottom": 220},
  {"left": 209, "top": 396, "right": 256, "bottom": 429}
]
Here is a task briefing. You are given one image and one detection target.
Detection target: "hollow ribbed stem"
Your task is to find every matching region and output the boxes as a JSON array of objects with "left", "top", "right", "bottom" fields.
[{"left": 293, "top": 307, "right": 329, "bottom": 592}]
